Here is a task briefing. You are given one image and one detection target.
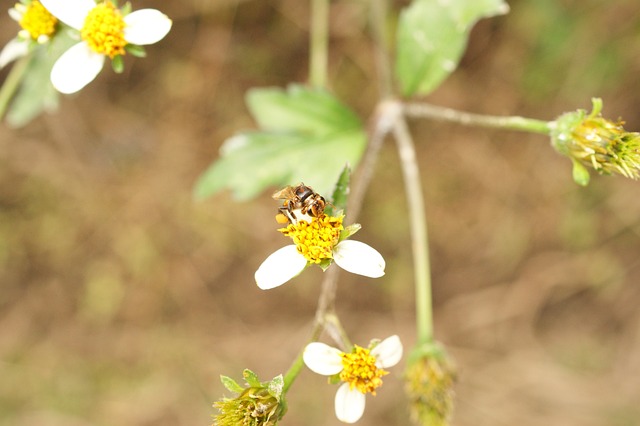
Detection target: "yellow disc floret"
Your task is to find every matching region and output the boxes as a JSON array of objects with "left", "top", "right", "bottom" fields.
[
  {"left": 339, "top": 345, "right": 388, "bottom": 395},
  {"left": 18, "top": 1, "right": 58, "bottom": 41},
  {"left": 279, "top": 215, "right": 343, "bottom": 264},
  {"left": 81, "top": 1, "right": 127, "bottom": 58}
]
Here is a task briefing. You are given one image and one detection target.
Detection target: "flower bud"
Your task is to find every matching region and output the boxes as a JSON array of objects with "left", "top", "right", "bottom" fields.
[
  {"left": 404, "top": 343, "right": 456, "bottom": 426},
  {"left": 551, "top": 98, "right": 640, "bottom": 185},
  {"left": 213, "top": 370, "right": 287, "bottom": 426}
]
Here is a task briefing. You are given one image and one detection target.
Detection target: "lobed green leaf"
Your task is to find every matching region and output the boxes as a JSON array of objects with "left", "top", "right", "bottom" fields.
[{"left": 194, "top": 84, "right": 366, "bottom": 201}]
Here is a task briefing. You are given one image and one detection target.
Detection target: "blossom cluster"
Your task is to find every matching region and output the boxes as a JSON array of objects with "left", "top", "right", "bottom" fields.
[
  {"left": 212, "top": 184, "right": 404, "bottom": 424},
  {"left": 1, "top": 0, "right": 172, "bottom": 94}
]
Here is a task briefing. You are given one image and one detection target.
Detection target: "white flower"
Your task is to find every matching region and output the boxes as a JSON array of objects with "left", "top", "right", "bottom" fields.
[
  {"left": 303, "top": 335, "right": 403, "bottom": 423},
  {"left": 255, "top": 238, "right": 385, "bottom": 290},
  {"left": 39, "top": 0, "right": 172, "bottom": 94},
  {"left": 0, "top": 1, "right": 57, "bottom": 69}
]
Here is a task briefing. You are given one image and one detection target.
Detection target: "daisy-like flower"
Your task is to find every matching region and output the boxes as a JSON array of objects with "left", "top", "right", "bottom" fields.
[
  {"left": 0, "top": 0, "right": 58, "bottom": 69},
  {"left": 254, "top": 211, "right": 385, "bottom": 290},
  {"left": 303, "top": 335, "right": 403, "bottom": 423},
  {"left": 38, "top": 0, "right": 172, "bottom": 94}
]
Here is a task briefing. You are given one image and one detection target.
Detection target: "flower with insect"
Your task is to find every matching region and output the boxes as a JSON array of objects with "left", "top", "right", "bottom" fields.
[{"left": 254, "top": 198, "right": 385, "bottom": 290}]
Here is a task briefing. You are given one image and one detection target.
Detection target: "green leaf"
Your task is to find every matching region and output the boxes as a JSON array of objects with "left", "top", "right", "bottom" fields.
[
  {"left": 5, "top": 31, "right": 76, "bottom": 127},
  {"left": 243, "top": 369, "right": 262, "bottom": 388},
  {"left": 571, "top": 159, "right": 590, "bottom": 186},
  {"left": 220, "top": 375, "right": 244, "bottom": 394},
  {"left": 194, "top": 84, "right": 366, "bottom": 201},
  {"left": 395, "top": 0, "right": 509, "bottom": 97}
]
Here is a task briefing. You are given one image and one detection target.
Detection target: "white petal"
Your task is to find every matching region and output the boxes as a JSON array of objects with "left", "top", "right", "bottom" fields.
[
  {"left": 50, "top": 42, "right": 104, "bottom": 94},
  {"left": 254, "top": 245, "right": 307, "bottom": 290},
  {"left": 39, "top": 0, "right": 94, "bottom": 30},
  {"left": 372, "top": 335, "right": 403, "bottom": 368},
  {"left": 335, "top": 383, "right": 366, "bottom": 423},
  {"left": 303, "top": 342, "right": 344, "bottom": 375},
  {"left": 9, "top": 7, "right": 22, "bottom": 22},
  {"left": 333, "top": 240, "right": 385, "bottom": 278},
  {"left": 124, "top": 9, "right": 172, "bottom": 45},
  {"left": 0, "top": 38, "right": 28, "bottom": 69}
]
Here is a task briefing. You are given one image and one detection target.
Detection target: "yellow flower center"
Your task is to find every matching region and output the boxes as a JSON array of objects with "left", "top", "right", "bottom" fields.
[
  {"left": 339, "top": 345, "right": 388, "bottom": 395},
  {"left": 19, "top": 1, "right": 58, "bottom": 41},
  {"left": 81, "top": 1, "right": 127, "bottom": 58},
  {"left": 279, "top": 215, "right": 343, "bottom": 264}
]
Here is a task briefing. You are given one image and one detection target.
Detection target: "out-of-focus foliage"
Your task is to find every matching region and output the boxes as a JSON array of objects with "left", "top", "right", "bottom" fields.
[
  {"left": 194, "top": 84, "right": 366, "bottom": 200},
  {"left": 395, "top": 0, "right": 508, "bottom": 97}
]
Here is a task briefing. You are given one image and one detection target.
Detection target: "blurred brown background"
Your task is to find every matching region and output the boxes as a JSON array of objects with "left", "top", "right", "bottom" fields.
[{"left": 1, "top": 0, "right": 640, "bottom": 425}]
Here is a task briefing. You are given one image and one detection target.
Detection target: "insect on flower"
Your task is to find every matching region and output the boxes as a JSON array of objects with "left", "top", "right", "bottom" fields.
[
  {"left": 272, "top": 183, "right": 327, "bottom": 224},
  {"left": 255, "top": 183, "right": 385, "bottom": 290}
]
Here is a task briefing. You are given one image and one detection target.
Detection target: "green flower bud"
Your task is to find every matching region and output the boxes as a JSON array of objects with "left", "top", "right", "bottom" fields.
[
  {"left": 551, "top": 98, "right": 640, "bottom": 185},
  {"left": 404, "top": 343, "right": 456, "bottom": 426},
  {"left": 213, "top": 370, "right": 287, "bottom": 426}
]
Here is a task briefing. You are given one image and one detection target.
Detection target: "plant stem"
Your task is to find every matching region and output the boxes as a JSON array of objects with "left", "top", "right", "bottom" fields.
[
  {"left": 0, "top": 54, "right": 31, "bottom": 121},
  {"left": 284, "top": 268, "right": 350, "bottom": 393},
  {"left": 392, "top": 114, "right": 433, "bottom": 345},
  {"left": 283, "top": 349, "right": 305, "bottom": 393},
  {"left": 309, "top": 0, "right": 329, "bottom": 88},
  {"left": 369, "top": 0, "right": 393, "bottom": 98},
  {"left": 404, "top": 102, "right": 553, "bottom": 134}
]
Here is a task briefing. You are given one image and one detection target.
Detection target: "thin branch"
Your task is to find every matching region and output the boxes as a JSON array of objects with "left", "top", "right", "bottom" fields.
[
  {"left": 392, "top": 114, "right": 433, "bottom": 344},
  {"left": 404, "top": 102, "right": 553, "bottom": 134}
]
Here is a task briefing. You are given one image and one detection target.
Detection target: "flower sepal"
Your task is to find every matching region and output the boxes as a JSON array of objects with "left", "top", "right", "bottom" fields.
[
  {"left": 339, "top": 223, "right": 361, "bottom": 242},
  {"left": 119, "top": 1, "right": 131, "bottom": 15},
  {"left": 125, "top": 44, "right": 147, "bottom": 58},
  {"left": 111, "top": 54, "right": 124, "bottom": 73},
  {"left": 317, "top": 258, "right": 332, "bottom": 272}
]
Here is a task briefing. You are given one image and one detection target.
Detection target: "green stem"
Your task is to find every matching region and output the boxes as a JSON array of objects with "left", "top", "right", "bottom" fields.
[
  {"left": 309, "top": 0, "right": 329, "bottom": 87},
  {"left": 283, "top": 269, "right": 352, "bottom": 393},
  {"left": 392, "top": 114, "right": 433, "bottom": 345},
  {"left": 404, "top": 102, "right": 552, "bottom": 134},
  {"left": 369, "top": 0, "right": 393, "bottom": 98},
  {"left": 0, "top": 54, "right": 32, "bottom": 121},
  {"left": 283, "top": 349, "right": 305, "bottom": 393}
]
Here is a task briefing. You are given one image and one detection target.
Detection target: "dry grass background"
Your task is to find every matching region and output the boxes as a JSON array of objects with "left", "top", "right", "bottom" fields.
[{"left": 1, "top": 0, "right": 640, "bottom": 425}]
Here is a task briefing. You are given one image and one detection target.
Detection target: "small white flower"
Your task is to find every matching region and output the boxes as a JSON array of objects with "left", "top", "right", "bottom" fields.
[
  {"left": 303, "top": 335, "right": 403, "bottom": 423},
  {"left": 39, "top": 0, "right": 172, "bottom": 94},
  {"left": 255, "top": 238, "right": 385, "bottom": 290},
  {"left": 0, "top": 1, "right": 57, "bottom": 69}
]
